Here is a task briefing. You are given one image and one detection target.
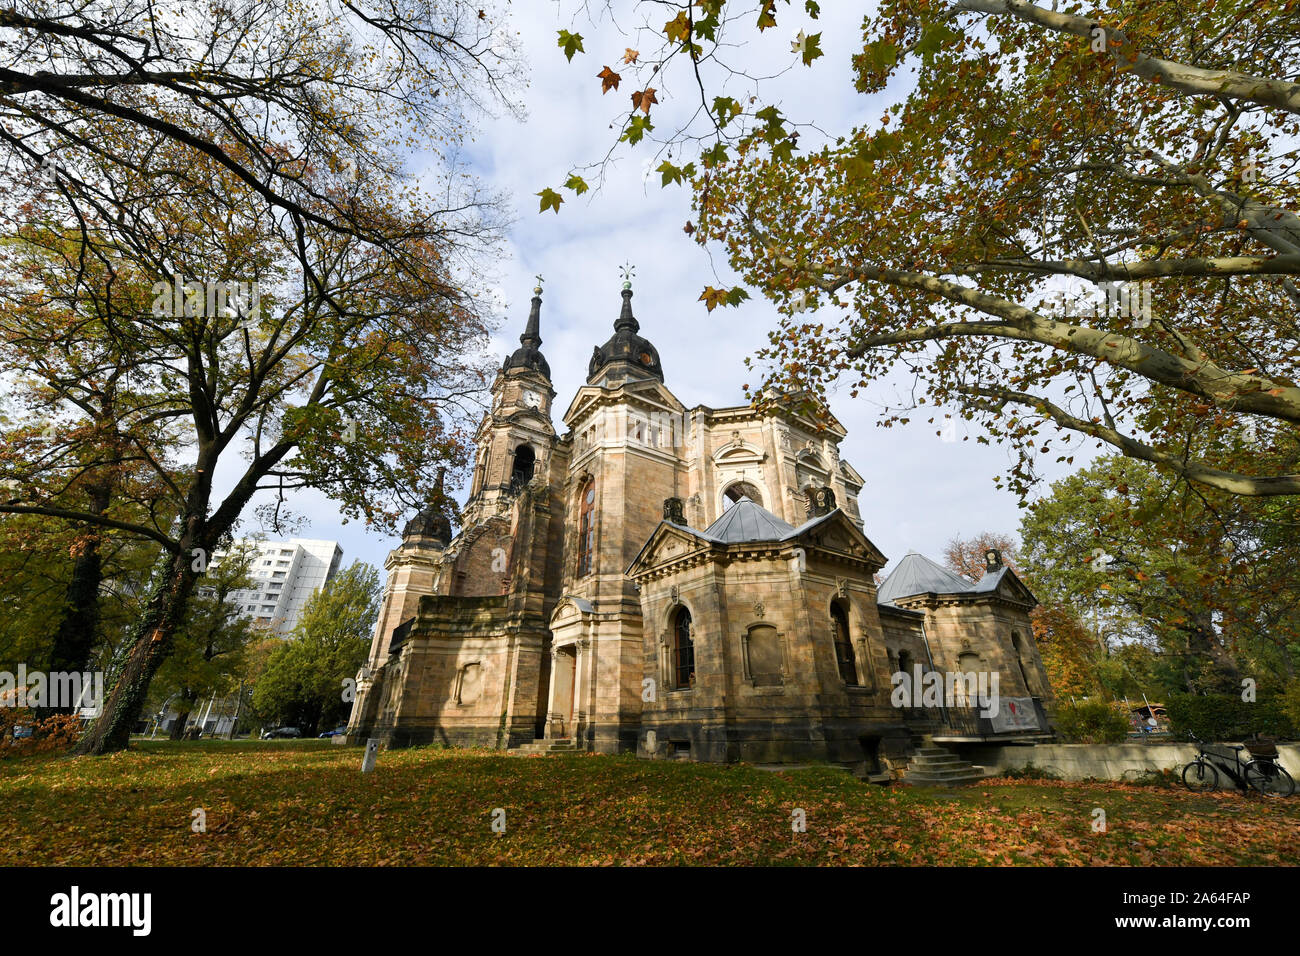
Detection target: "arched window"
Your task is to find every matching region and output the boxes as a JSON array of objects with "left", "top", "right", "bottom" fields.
[
  {"left": 722, "top": 481, "right": 762, "bottom": 510},
  {"left": 509, "top": 444, "right": 535, "bottom": 492},
  {"left": 577, "top": 479, "right": 596, "bottom": 576},
  {"left": 831, "top": 601, "right": 857, "bottom": 685},
  {"left": 673, "top": 606, "right": 695, "bottom": 689}
]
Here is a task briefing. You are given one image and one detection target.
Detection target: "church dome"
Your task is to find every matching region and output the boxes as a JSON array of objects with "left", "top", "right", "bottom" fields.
[
  {"left": 503, "top": 288, "right": 550, "bottom": 378},
  {"left": 402, "top": 504, "right": 452, "bottom": 545},
  {"left": 402, "top": 468, "right": 453, "bottom": 545},
  {"left": 587, "top": 285, "right": 663, "bottom": 383}
]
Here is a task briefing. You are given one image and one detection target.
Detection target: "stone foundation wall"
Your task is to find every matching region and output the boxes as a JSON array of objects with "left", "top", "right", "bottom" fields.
[{"left": 960, "top": 741, "right": 1300, "bottom": 790}]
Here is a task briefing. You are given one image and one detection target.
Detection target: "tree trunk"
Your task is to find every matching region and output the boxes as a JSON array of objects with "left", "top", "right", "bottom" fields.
[
  {"left": 169, "top": 687, "right": 198, "bottom": 740},
  {"left": 227, "top": 681, "right": 244, "bottom": 739},
  {"left": 1185, "top": 613, "right": 1241, "bottom": 694},
  {"left": 41, "top": 484, "right": 111, "bottom": 715},
  {"left": 72, "top": 551, "right": 200, "bottom": 756}
]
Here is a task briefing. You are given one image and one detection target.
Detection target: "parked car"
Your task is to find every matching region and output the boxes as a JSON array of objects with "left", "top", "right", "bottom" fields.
[
  {"left": 261, "top": 726, "right": 302, "bottom": 739},
  {"left": 11, "top": 725, "right": 33, "bottom": 740},
  {"left": 318, "top": 726, "right": 347, "bottom": 738}
]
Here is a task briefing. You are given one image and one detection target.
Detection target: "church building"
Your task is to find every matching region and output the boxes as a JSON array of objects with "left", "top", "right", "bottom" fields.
[{"left": 345, "top": 279, "right": 1051, "bottom": 771}]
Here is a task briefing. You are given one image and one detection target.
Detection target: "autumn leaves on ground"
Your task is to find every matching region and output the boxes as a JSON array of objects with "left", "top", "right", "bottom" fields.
[{"left": 2, "top": 742, "right": 1295, "bottom": 866}]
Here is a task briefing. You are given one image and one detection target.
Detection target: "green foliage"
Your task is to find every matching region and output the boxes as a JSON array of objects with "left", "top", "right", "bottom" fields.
[
  {"left": 251, "top": 562, "right": 379, "bottom": 733},
  {"left": 149, "top": 542, "right": 259, "bottom": 724},
  {"left": 999, "top": 762, "right": 1061, "bottom": 781},
  {"left": 1053, "top": 699, "right": 1131, "bottom": 743},
  {"left": 1019, "top": 454, "right": 1299, "bottom": 697},
  {"left": 1284, "top": 683, "right": 1300, "bottom": 735},
  {"left": 0, "top": 513, "right": 158, "bottom": 672},
  {"left": 1166, "top": 693, "right": 1296, "bottom": 742}
]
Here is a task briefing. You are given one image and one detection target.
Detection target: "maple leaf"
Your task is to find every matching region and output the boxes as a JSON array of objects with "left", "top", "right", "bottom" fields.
[
  {"left": 556, "top": 29, "right": 584, "bottom": 62},
  {"left": 623, "top": 48, "right": 639, "bottom": 65},
  {"left": 621, "top": 115, "right": 653, "bottom": 145},
  {"left": 699, "top": 286, "right": 728, "bottom": 312},
  {"left": 536, "top": 187, "right": 563, "bottom": 214},
  {"left": 712, "top": 95, "right": 741, "bottom": 129},
  {"left": 631, "top": 87, "right": 659, "bottom": 114},
  {"left": 563, "top": 174, "right": 589, "bottom": 195},
  {"left": 597, "top": 66, "right": 621, "bottom": 94},
  {"left": 701, "top": 142, "right": 729, "bottom": 167},
  {"left": 664, "top": 11, "right": 691, "bottom": 45},
  {"left": 799, "top": 31, "right": 824, "bottom": 67},
  {"left": 700, "top": 286, "right": 750, "bottom": 311}
]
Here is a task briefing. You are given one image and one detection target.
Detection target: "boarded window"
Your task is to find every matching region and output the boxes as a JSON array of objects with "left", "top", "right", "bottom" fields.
[
  {"left": 746, "top": 624, "right": 783, "bottom": 686},
  {"left": 458, "top": 663, "right": 482, "bottom": 704}
]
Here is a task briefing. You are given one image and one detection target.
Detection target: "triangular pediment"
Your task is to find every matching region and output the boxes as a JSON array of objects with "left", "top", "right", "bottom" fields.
[
  {"left": 981, "top": 566, "right": 1038, "bottom": 606},
  {"left": 562, "top": 379, "right": 684, "bottom": 428},
  {"left": 790, "top": 510, "right": 887, "bottom": 568},
  {"left": 626, "top": 522, "right": 717, "bottom": 577}
]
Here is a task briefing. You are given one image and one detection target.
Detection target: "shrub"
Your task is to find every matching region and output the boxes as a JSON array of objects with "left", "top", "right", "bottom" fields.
[
  {"left": 1121, "top": 768, "right": 1181, "bottom": 789},
  {"left": 1052, "top": 699, "right": 1130, "bottom": 743},
  {"left": 1165, "top": 693, "right": 1295, "bottom": 741},
  {"left": 0, "top": 696, "right": 82, "bottom": 758},
  {"left": 1000, "top": 762, "right": 1062, "bottom": 780}
]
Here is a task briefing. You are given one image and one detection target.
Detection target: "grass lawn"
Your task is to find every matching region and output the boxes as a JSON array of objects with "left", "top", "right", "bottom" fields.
[{"left": 1, "top": 741, "right": 1295, "bottom": 866}]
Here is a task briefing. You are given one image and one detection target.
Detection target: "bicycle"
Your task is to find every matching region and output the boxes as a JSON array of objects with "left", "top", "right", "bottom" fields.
[{"left": 1181, "top": 733, "right": 1294, "bottom": 797}]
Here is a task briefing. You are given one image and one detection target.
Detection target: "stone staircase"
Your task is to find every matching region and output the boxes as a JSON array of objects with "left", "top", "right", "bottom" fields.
[
  {"left": 903, "top": 745, "right": 988, "bottom": 786},
  {"left": 508, "top": 738, "right": 579, "bottom": 756}
]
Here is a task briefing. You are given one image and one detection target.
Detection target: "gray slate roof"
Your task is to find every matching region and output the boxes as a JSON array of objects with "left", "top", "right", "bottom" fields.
[
  {"left": 971, "top": 566, "right": 1010, "bottom": 592},
  {"left": 876, "top": 551, "right": 976, "bottom": 605},
  {"left": 701, "top": 497, "right": 797, "bottom": 543}
]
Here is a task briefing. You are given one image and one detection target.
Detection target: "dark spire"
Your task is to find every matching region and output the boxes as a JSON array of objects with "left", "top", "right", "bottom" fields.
[
  {"left": 615, "top": 286, "right": 639, "bottom": 333},
  {"left": 587, "top": 269, "right": 664, "bottom": 383},
  {"left": 520, "top": 292, "right": 542, "bottom": 348},
  {"left": 502, "top": 280, "right": 550, "bottom": 378}
]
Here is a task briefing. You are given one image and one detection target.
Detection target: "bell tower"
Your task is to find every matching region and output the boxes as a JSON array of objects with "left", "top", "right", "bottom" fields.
[{"left": 461, "top": 281, "right": 558, "bottom": 525}]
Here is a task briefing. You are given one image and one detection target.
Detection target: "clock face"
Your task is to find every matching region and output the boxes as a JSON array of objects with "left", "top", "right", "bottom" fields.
[{"left": 522, "top": 389, "right": 541, "bottom": 408}]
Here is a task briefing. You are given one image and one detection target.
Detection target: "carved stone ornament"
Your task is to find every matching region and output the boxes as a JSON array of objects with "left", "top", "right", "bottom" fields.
[
  {"left": 754, "top": 601, "right": 766, "bottom": 619},
  {"left": 835, "top": 577, "right": 848, "bottom": 599},
  {"left": 670, "top": 584, "right": 680, "bottom": 603}
]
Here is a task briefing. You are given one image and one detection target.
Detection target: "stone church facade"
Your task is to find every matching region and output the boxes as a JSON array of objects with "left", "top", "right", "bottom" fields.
[{"left": 346, "top": 281, "right": 1052, "bottom": 770}]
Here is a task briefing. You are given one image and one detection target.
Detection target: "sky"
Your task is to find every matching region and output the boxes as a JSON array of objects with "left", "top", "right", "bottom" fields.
[{"left": 234, "top": 1, "right": 1094, "bottom": 577}]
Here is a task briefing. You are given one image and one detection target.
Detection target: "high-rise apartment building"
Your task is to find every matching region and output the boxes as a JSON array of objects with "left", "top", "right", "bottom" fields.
[{"left": 211, "top": 538, "right": 344, "bottom": 637}]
